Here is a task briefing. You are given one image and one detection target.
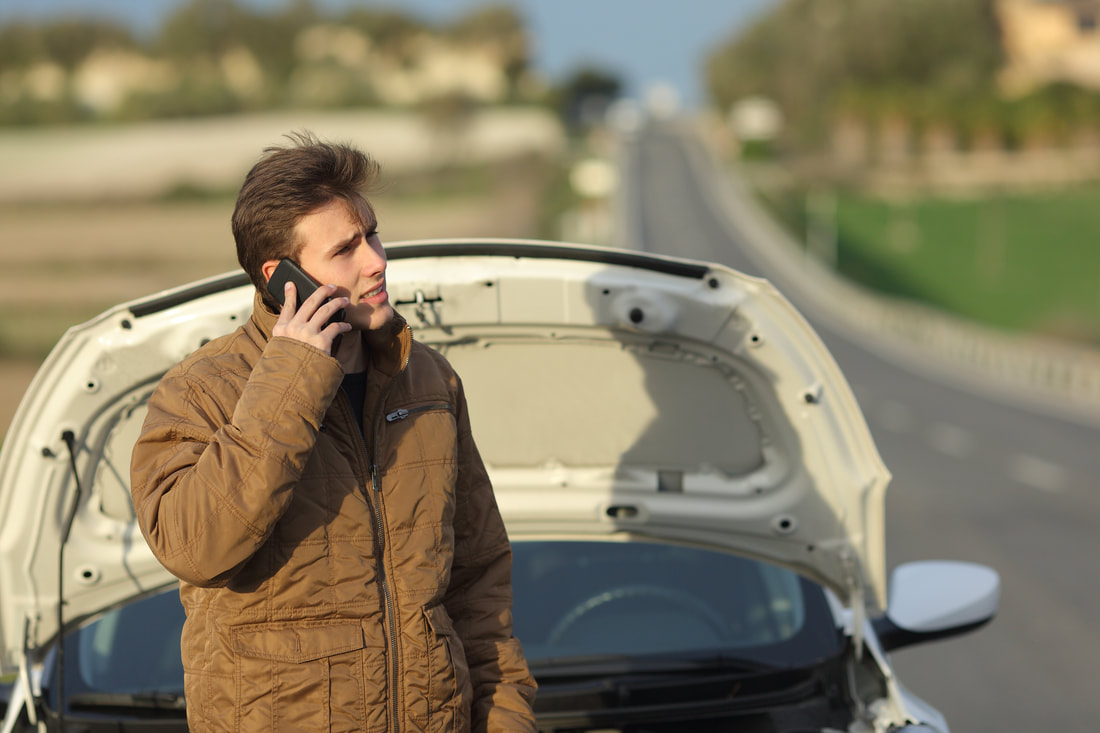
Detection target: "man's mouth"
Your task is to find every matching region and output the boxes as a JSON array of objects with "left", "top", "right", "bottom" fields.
[{"left": 361, "top": 283, "right": 386, "bottom": 301}]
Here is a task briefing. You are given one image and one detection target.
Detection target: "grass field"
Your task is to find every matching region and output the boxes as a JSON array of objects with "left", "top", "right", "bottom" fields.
[{"left": 768, "top": 184, "right": 1100, "bottom": 344}]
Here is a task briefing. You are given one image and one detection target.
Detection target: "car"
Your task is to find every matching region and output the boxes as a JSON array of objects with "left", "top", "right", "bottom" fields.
[{"left": 0, "top": 240, "right": 998, "bottom": 732}]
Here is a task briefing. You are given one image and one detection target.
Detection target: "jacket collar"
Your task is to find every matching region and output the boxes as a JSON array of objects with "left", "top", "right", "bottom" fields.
[{"left": 249, "top": 290, "right": 412, "bottom": 376}]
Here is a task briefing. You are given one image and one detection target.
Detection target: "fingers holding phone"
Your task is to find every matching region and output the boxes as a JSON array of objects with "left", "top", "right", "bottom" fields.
[
  {"left": 268, "top": 260, "right": 351, "bottom": 353},
  {"left": 273, "top": 281, "right": 351, "bottom": 353}
]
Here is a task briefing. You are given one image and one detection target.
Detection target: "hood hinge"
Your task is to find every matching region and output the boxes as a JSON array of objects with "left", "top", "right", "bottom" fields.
[
  {"left": 841, "top": 548, "right": 865, "bottom": 658},
  {"left": 3, "top": 616, "right": 41, "bottom": 731}
]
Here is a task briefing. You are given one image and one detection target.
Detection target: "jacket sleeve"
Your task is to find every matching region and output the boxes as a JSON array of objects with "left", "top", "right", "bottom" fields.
[
  {"left": 444, "top": 375, "right": 538, "bottom": 733},
  {"left": 130, "top": 336, "right": 343, "bottom": 587}
]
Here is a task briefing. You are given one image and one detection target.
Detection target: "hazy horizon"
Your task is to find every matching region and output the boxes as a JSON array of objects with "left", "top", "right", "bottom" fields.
[{"left": 0, "top": 0, "right": 777, "bottom": 108}]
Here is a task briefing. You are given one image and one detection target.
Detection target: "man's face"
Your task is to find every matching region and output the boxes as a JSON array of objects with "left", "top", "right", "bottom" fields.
[{"left": 291, "top": 197, "right": 393, "bottom": 332}]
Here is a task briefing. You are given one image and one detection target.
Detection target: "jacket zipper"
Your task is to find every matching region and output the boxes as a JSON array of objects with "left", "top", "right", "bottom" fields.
[
  {"left": 335, "top": 383, "right": 403, "bottom": 733},
  {"left": 377, "top": 400, "right": 451, "bottom": 731},
  {"left": 370, "top": 376, "right": 403, "bottom": 733},
  {"left": 384, "top": 402, "right": 452, "bottom": 423}
]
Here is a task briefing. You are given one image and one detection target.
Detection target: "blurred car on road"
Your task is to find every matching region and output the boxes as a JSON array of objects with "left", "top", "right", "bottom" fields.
[{"left": 0, "top": 241, "right": 998, "bottom": 732}]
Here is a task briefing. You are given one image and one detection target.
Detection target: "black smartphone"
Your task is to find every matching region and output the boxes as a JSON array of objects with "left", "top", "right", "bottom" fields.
[{"left": 266, "top": 259, "right": 346, "bottom": 326}]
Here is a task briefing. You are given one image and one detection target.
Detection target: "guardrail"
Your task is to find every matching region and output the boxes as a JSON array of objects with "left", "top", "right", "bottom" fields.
[{"left": 684, "top": 122, "right": 1100, "bottom": 427}]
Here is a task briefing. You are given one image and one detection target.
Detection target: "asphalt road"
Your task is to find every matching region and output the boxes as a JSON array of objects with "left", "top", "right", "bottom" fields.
[{"left": 617, "top": 121, "right": 1100, "bottom": 732}]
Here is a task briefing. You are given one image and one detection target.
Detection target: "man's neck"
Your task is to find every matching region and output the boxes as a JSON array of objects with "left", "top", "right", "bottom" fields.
[{"left": 334, "top": 332, "right": 367, "bottom": 373}]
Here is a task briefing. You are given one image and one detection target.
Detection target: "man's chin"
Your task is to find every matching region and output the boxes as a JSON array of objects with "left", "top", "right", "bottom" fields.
[{"left": 347, "top": 304, "right": 395, "bottom": 332}]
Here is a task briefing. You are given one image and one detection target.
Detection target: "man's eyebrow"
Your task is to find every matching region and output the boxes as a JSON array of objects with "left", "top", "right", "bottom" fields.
[{"left": 327, "top": 231, "right": 360, "bottom": 254}]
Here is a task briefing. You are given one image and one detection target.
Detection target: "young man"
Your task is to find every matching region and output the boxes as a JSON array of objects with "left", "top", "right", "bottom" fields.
[{"left": 130, "top": 133, "right": 537, "bottom": 732}]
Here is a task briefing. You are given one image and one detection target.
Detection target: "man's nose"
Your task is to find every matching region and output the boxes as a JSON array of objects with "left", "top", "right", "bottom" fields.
[{"left": 360, "top": 243, "right": 386, "bottom": 276}]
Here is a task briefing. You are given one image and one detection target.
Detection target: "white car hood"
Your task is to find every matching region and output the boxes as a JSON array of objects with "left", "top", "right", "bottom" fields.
[{"left": 0, "top": 240, "right": 889, "bottom": 674}]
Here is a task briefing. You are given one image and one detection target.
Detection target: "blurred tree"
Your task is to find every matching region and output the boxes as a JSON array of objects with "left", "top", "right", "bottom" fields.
[
  {"left": 153, "top": 0, "right": 323, "bottom": 112},
  {"left": 448, "top": 4, "right": 530, "bottom": 98},
  {"left": 247, "top": 0, "right": 321, "bottom": 89},
  {"left": 112, "top": 72, "right": 242, "bottom": 120},
  {"left": 0, "top": 0, "right": 546, "bottom": 125},
  {"left": 0, "top": 19, "right": 135, "bottom": 71},
  {"left": 39, "top": 19, "right": 137, "bottom": 70},
  {"left": 342, "top": 8, "right": 427, "bottom": 63},
  {"left": 0, "top": 92, "right": 88, "bottom": 126},
  {"left": 706, "top": 0, "right": 1003, "bottom": 151},
  {"left": 156, "top": 0, "right": 253, "bottom": 58},
  {"left": 550, "top": 66, "right": 622, "bottom": 132},
  {"left": 0, "top": 23, "right": 43, "bottom": 70}
]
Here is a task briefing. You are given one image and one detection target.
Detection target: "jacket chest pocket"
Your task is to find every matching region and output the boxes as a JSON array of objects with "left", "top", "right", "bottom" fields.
[
  {"left": 380, "top": 402, "right": 457, "bottom": 476},
  {"left": 377, "top": 401, "right": 459, "bottom": 556},
  {"left": 229, "top": 621, "right": 386, "bottom": 733}
]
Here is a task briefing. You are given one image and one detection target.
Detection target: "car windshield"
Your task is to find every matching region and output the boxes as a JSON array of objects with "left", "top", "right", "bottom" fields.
[
  {"left": 52, "top": 541, "right": 839, "bottom": 706},
  {"left": 69, "top": 589, "right": 186, "bottom": 699},
  {"left": 512, "top": 540, "right": 841, "bottom": 671},
  {"left": 41, "top": 587, "right": 188, "bottom": 716}
]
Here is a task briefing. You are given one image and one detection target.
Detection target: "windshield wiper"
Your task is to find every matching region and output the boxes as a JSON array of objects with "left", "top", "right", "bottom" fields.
[
  {"left": 531, "top": 653, "right": 778, "bottom": 680},
  {"left": 67, "top": 691, "right": 186, "bottom": 712}
]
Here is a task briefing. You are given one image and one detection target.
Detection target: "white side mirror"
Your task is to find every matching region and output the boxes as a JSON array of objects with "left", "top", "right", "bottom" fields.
[{"left": 874, "top": 561, "right": 1000, "bottom": 651}]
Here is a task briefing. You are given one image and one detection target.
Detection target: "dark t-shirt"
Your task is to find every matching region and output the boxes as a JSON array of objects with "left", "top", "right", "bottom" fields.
[{"left": 340, "top": 371, "right": 367, "bottom": 433}]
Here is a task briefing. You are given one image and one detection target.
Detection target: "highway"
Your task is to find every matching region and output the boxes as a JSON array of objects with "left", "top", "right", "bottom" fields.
[{"left": 616, "top": 121, "right": 1100, "bottom": 732}]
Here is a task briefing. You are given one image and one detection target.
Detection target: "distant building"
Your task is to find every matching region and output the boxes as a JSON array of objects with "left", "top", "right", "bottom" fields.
[
  {"left": 1, "top": 19, "right": 529, "bottom": 121},
  {"left": 996, "top": 0, "right": 1100, "bottom": 94},
  {"left": 368, "top": 34, "right": 510, "bottom": 106},
  {"left": 72, "top": 50, "right": 178, "bottom": 113}
]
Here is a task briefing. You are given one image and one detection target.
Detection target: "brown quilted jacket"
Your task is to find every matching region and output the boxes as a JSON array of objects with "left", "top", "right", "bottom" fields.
[{"left": 130, "top": 293, "right": 537, "bottom": 732}]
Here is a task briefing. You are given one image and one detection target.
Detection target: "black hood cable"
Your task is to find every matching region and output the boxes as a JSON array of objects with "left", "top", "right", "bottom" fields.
[{"left": 57, "top": 429, "right": 84, "bottom": 732}]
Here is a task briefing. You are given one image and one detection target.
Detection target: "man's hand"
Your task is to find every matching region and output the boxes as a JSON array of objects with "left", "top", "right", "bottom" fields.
[{"left": 272, "top": 282, "right": 351, "bottom": 354}]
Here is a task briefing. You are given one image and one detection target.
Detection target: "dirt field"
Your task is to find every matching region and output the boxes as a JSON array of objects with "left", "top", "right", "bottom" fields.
[
  {"left": 0, "top": 108, "right": 565, "bottom": 442},
  {"left": 0, "top": 166, "right": 546, "bottom": 442}
]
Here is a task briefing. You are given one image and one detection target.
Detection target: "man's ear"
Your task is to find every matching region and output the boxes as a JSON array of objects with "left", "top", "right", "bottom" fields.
[{"left": 261, "top": 259, "right": 281, "bottom": 283}]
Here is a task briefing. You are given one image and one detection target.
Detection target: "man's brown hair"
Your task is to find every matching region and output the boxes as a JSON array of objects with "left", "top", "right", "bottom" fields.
[{"left": 232, "top": 131, "right": 381, "bottom": 306}]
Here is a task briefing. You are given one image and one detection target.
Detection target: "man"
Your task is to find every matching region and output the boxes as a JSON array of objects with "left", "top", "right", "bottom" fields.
[{"left": 130, "top": 132, "right": 537, "bottom": 732}]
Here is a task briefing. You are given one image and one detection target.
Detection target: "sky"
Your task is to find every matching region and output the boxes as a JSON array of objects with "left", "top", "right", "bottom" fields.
[{"left": 0, "top": 0, "right": 778, "bottom": 108}]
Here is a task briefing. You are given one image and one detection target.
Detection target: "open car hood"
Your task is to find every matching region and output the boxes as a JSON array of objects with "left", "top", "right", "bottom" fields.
[{"left": 0, "top": 241, "right": 889, "bottom": 674}]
